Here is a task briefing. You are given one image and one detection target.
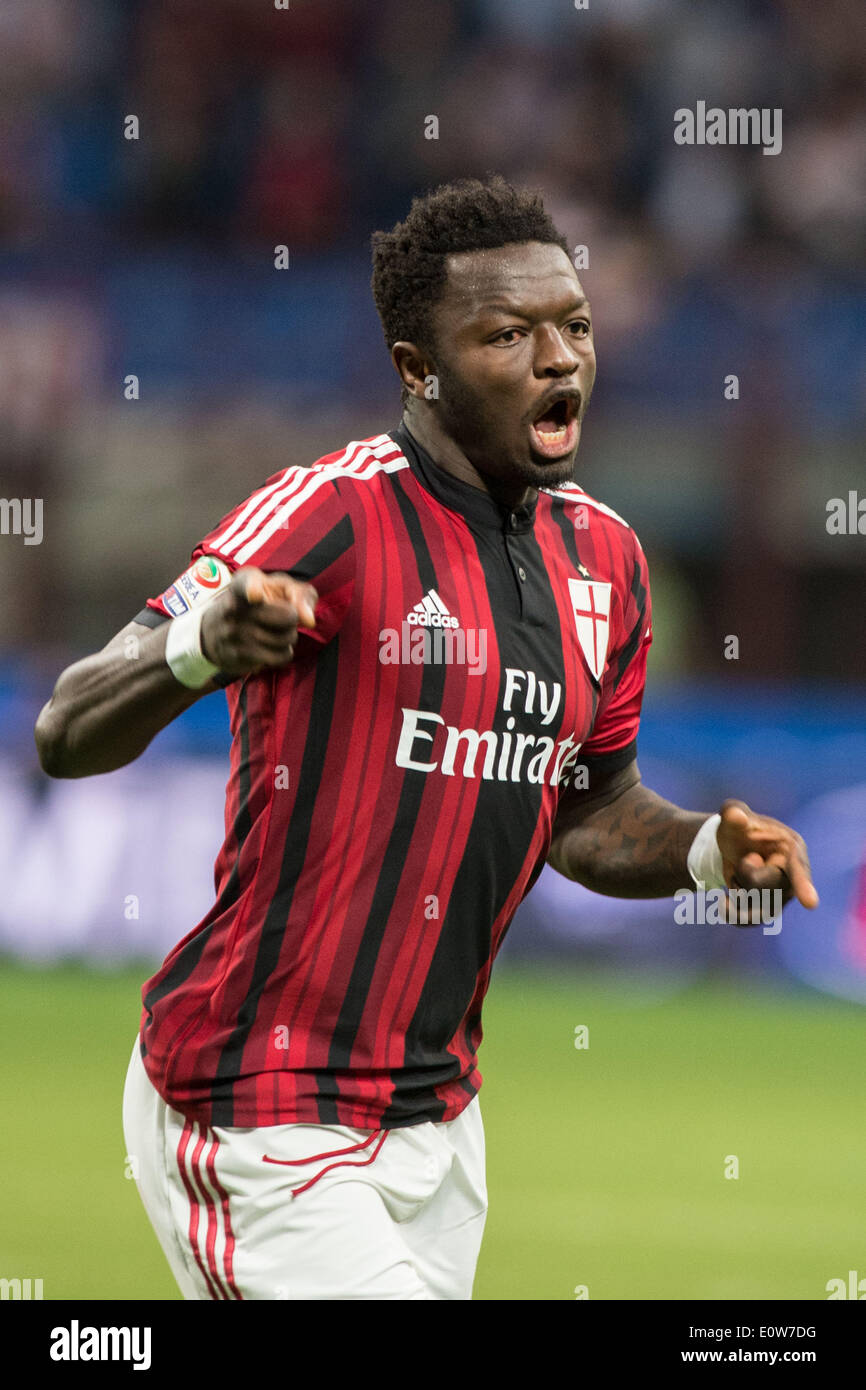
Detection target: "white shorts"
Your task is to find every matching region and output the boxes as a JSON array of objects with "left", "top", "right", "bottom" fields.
[{"left": 122, "top": 1040, "right": 488, "bottom": 1300}]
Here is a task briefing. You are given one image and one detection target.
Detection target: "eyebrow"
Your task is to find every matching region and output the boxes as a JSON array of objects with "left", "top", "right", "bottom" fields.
[{"left": 474, "top": 295, "right": 589, "bottom": 317}]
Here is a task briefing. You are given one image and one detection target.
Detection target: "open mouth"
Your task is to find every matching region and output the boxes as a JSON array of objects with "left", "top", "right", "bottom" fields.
[{"left": 529, "top": 393, "right": 580, "bottom": 459}]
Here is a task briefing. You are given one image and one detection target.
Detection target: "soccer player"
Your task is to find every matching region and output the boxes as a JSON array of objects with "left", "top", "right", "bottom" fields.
[{"left": 34, "top": 176, "right": 817, "bottom": 1301}]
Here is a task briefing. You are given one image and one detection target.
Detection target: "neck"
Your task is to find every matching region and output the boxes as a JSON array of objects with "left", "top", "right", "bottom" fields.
[{"left": 402, "top": 402, "right": 535, "bottom": 512}]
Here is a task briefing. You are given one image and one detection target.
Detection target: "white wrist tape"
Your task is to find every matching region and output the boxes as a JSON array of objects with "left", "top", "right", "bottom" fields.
[
  {"left": 165, "top": 606, "right": 220, "bottom": 689},
  {"left": 687, "top": 813, "right": 725, "bottom": 889}
]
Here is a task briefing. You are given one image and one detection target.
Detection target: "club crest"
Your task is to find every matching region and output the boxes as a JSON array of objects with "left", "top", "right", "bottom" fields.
[{"left": 567, "top": 578, "right": 612, "bottom": 681}]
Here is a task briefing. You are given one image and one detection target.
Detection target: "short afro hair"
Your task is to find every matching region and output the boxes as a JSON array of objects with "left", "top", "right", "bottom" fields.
[{"left": 371, "top": 175, "right": 571, "bottom": 360}]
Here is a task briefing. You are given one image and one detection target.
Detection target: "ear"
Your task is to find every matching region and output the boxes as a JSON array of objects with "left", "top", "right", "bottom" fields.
[{"left": 391, "top": 341, "right": 435, "bottom": 400}]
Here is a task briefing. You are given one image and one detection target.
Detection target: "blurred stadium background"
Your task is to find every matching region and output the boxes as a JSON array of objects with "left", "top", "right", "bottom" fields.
[{"left": 1, "top": 0, "right": 865, "bottom": 1300}]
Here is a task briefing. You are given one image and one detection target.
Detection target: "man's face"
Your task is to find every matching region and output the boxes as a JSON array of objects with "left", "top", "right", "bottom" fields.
[{"left": 427, "top": 241, "right": 596, "bottom": 491}]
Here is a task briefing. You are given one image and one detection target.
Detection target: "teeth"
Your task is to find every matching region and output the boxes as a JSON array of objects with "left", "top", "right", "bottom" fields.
[{"left": 537, "top": 425, "right": 567, "bottom": 440}]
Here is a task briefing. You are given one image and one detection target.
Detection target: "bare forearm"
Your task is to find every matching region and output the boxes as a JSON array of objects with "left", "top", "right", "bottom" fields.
[
  {"left": 549, "top": 781, "right": 708, "bottom": 897},
  {"left": 34, "top": 626, "right": 216, "bottom": 778}
]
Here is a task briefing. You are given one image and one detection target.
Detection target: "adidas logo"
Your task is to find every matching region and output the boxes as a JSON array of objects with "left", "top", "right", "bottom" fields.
[{"left": 405, "top": 589, "right": 459, "bottom": 629}]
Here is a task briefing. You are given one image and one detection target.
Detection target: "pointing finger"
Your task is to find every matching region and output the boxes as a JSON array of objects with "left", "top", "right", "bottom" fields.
[{"left": 784, "top": 846, "right": 819, "bottom": 909}]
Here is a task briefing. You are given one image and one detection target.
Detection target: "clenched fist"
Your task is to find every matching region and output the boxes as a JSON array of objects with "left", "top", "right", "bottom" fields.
[{"left": 199, "top": 567, "right": 318, "bottom": 678}]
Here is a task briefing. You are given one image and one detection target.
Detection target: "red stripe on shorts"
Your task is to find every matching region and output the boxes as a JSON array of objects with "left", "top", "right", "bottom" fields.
[
  {"left": 190, "top": 1128, "right": 230, "bottom": 1300},
  {"left": 206, "top": 1136, "right": 242, "bottom": 1300},
  {"left": 287, "top": 1130, "right": 390, "bottom": 1198},
  {"left": 176, "top": 1121, "right": 222, "bottom": 1300},
  {"left": 262, "top": 1130, "right": 383, "bottom": 1167}
]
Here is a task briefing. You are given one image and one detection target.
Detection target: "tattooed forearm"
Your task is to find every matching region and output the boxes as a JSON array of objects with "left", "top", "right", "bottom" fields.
[{"left": 548, "top": 780, "right": 709, "bottom": 898}]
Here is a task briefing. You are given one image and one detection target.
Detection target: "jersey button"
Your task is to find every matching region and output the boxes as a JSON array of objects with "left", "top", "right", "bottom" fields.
[{"left": 517, "top": 566, "right": 527, "bottom": 582}]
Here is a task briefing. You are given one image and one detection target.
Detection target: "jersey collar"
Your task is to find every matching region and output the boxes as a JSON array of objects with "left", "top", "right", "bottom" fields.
[{"left": 390, "top": 420, "right": 538, "bottom": 535}]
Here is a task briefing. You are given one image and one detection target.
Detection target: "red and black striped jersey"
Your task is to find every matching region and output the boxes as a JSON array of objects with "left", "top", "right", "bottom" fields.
[{"left": 134, "top": 422, "right": 652, "bottom": 1129}]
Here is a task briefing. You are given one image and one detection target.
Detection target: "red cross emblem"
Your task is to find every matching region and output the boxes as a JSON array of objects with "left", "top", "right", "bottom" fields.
[{"left": 567, "top": 578, "right": 612, "bottom": 681}]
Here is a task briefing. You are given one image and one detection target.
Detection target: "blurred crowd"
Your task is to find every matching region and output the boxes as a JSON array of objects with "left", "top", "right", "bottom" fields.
[
  {"left": 0, "top": 0, "right": 864, "bottom": 677},
  {"left": 1, "top": 0, "right": 865, "bottom": 269}
]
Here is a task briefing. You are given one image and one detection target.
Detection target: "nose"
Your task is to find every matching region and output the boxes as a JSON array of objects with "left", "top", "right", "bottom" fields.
[{"left": 533, "top": 324, "right": 581, "bottom": 378}]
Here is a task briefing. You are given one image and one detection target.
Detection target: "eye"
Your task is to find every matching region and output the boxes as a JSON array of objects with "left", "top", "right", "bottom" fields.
[
  {"left": 568, "top": 319, "right": 591, "bottom": 337},
  {"left": 491, "top": 328, "right": 526, "bottom": 345}
]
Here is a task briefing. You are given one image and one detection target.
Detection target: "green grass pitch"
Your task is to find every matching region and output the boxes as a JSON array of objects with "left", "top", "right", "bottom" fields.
[{"left": 0, "top": 960, "right": 860, "bottom": 1301}]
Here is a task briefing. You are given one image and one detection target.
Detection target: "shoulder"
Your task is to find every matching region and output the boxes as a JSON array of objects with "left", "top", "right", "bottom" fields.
[
  {"left": 241, "top": 431, "right": 409, "bottom": 510},
  {"left": 231, "top": 432, "right": 409, "bottom": 516},
  {"left": 540, "top": 481, "right": 648, "bottom": 569},
  {"left": 541, "top": 479, "right": 633, "bottom": 532},
  {"left": 197, "top": 433, "right": 410, "bottom": 562},
  {"left": 299, "top": 432, "right": 410, "bottom": 492}
]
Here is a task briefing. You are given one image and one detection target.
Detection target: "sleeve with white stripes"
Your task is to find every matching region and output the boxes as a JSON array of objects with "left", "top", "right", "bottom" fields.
[{"left": 139, "top": 458, "right": 356, "bottom": 648}]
